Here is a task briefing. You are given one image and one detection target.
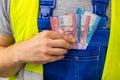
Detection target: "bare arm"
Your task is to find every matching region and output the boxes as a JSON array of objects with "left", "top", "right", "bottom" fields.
[
  {"left": 0, "top": 30, "right": 75, "bottom": 77},
  {"left": 0, "top": 35, "right": 24, "bottom": 77}
]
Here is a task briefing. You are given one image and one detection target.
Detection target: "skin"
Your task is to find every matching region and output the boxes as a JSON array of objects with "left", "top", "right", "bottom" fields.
[{"left": 0, "top": 30, "right": 75, "bottom": 77}]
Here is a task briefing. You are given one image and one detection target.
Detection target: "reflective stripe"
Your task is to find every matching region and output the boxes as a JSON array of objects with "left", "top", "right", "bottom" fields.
[
  {"left": 17, "top": 68, "right": 24, "bottom": 80},
  {"left": 24, "top": 70, "right": 43, "bottom": 80},
  {"left": 17, "top": 68, "right": 43, "bottom": 80}
]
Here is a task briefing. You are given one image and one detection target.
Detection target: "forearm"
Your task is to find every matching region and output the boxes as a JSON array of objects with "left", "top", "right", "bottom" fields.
[{"left": 0, "top": 46, "right": 24, "bottom": 77}]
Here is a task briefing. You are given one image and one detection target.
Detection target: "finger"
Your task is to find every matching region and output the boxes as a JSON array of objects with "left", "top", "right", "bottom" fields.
[
  {"left": 48, "top": 31, "right": 76, "bottom": 44},
  {"left": 46, "top": 48, "right": 68, "bottom": 56},
  {"left": 49, "top": 39, "right": 73, "bottom": 49},
  {"left": 48, "top": 55, "right": 65, "bottom": 63}
]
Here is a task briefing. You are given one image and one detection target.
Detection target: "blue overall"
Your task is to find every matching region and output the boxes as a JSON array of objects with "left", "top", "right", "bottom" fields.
[{"left": 38, "top": 0, "right": 110, "bottom": 80}]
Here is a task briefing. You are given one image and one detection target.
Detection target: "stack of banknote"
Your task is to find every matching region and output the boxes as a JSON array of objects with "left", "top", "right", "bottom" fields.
[{"left": 50, "top": 8, "right": 101, "bottom": 49}]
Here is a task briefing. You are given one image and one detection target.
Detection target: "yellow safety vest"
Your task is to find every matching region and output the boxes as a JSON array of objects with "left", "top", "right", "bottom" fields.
[
  {"left": 102, "top": 0, "right": 120, "bottom": 79},
  {"left": 9, "top": 0, "right": 43, "bottom": 80},
  {"left": 8, "top": 0, "right": 120, "bottom": 79}
]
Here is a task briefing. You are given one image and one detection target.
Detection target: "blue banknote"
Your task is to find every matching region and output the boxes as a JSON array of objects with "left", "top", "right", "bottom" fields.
[{"left": 76, "top": 8, "right": 101, "bottom": 49}]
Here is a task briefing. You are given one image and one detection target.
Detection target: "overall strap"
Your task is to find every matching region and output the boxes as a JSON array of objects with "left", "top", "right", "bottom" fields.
[
  {"left": 38, "top": 0, "right": 56, "bottom": 31},
  {"left": 92, "top": 0, "right": 109, "bottom": 27}
]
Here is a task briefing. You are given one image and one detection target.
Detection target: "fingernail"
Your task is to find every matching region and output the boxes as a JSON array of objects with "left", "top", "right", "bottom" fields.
[{"left": 72, "top": 39, "right": 76, "bottom": 43}]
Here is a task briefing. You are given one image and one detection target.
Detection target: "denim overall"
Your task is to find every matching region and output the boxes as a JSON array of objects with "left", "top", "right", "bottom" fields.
[{"left": 38, "top": 0, "right": 110, "bottom": 80}]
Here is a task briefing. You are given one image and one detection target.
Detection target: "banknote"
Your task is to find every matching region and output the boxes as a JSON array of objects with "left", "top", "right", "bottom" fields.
[
  {"left": 76, "top": 14, "right": 81, "bottom": 48},
  {"left": 76, "top": 8, "right": 101, "bottom": 49},
  {"left": 50, "top": 8, "right": 101, "bottom": 49},
  {"left": 50, "top": 14, "right": 78, "bottom": 49},
  {"left": 79, "top": 15, "right": 91, "bottom": 49},
  {"left": 58, "top": 14, "right": 73, "bottom": 34},
  {"left": 84, "top": 11, "right": 101, "bottom": 48},
  {"left": 50, "top": 17, "right": 59, "bottom": 31},
  {"left": 63, "top": 13, "right": 78, "bottom": 49}
]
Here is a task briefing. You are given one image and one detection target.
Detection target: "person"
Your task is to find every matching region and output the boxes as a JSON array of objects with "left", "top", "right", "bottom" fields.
[{"left": 0, "top": 0, "right": 110, "bottom": 80}]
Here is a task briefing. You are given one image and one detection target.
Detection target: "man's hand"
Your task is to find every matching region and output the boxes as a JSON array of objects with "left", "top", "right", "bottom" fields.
[
  {"left": 0, "top": 30, "right": 75, "bottom": 77},
  {"left": 14, "top": 30, "right": 75, "bottom": 64}
]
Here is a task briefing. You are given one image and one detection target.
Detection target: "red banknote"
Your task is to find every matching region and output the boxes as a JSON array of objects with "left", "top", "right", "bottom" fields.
[
  {"left": 50, "top": 14, "right": 78, "bottom": 49},
  {"left": 79, "top": 15, "right": 91, "bottom": 49}
]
